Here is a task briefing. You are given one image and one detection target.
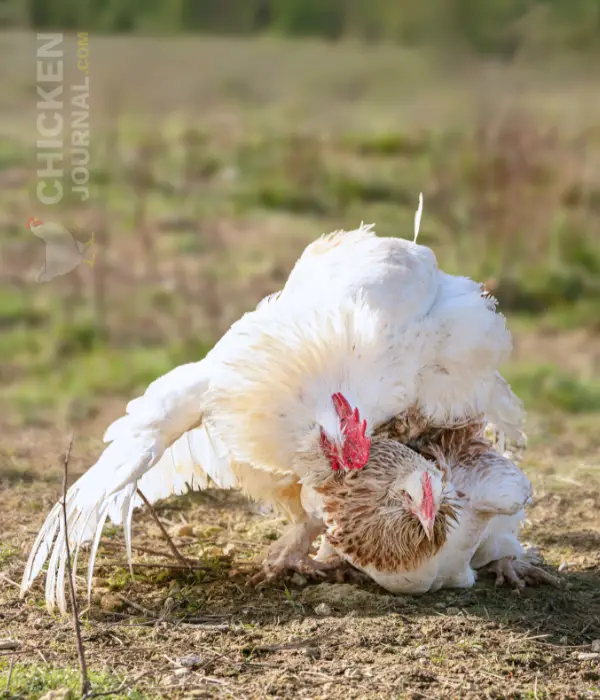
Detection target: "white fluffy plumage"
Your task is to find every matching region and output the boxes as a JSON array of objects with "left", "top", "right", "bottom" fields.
[{"left": 21, "top": 224, "right": 524, "bottom": 611}]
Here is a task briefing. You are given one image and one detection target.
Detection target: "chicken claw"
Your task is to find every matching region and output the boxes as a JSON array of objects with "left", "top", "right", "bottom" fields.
[
  {"left": 248, "top": 550, "right": 341, "bottom": 588},
  {"left": 247, "top": 519, "right": 342, "bottom": 588},
  {"left": 484, "top": 556, "right": 562, "bottom": 591}
]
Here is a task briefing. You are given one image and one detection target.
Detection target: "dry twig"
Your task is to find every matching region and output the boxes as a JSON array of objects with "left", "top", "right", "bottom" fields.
[
  {"left": 61, "top": 436, "right": 91, "bottom": 697},
  {"left": 137, "top": 488, "right": 191, "bottom": 567},
  {"left": 114, "top": 593, "right": 159, "bottom": 619},
  {"left": 101, "top": 541, "right": 192, "bottom": 560},
  {"left": 250, "top": 624, "right": 344, "bottom": 654}
]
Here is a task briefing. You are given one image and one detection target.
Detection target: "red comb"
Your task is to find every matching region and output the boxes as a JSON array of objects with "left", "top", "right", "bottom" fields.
[
  {"left": 331, "top": 392, "right": 371, "bottom": 469},
  {"left": 332, "top": 392, "right": 353, "bottom": 421}
]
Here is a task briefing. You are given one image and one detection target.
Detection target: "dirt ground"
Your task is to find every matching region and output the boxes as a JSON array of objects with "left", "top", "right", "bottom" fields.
[{"left": 1, "top": 400, "right": 600, "bottom": 700}]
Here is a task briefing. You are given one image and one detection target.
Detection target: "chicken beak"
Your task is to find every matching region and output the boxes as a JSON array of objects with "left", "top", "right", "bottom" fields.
[{"left": 418, "top": 514, "right": 435, "bottom": 541}]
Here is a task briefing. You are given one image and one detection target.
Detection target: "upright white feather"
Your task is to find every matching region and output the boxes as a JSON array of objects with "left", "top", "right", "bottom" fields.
[{"left": 414, "top": 192, "right": 423, "bottom": 243}]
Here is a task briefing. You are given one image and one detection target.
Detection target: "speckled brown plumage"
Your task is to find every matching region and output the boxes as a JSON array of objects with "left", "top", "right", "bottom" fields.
[
  {"left": 412, "top": 421, "right": 491, "bottom": 467},
  {"left": 315, "top": 441, "right": 460, "bottom": 573},
  {"left": 373, "top": 406, "right": 432, "bottom": 444},
  {"left": 373, "top": 410, "right": 491, "bottom": 469}
]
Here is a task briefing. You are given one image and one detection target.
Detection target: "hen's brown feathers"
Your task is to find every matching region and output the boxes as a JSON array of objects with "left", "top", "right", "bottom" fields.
[
  {"left": 317, "top": 412, "right": 491, "bottom": 574},
  {"left": 315, "top": 441, "right": 459, "bottom": 573}
]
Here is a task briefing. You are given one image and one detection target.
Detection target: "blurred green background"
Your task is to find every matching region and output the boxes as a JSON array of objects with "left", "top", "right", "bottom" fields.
[
  {"left": 0, "top": 1, "right": 599, "bottom": 424},
  {"left": 11, "top": 0, "right": 600, "bottom": 53}
]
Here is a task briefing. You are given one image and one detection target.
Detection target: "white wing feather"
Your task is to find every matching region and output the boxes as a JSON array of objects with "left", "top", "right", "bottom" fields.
[
  {"left": 20, "top": 360, "right": 235, "bottom": 612},
  {"left": 453, "top": 453, "right": 532, "bottom": 569},
  {"left": 453, "top": 453, "right": 532, "bottom": 517}
]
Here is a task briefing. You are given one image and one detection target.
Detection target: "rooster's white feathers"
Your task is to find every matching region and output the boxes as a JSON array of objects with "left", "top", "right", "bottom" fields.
[{"left": 21, "top": 224, "right": 524, "bottom": 611}]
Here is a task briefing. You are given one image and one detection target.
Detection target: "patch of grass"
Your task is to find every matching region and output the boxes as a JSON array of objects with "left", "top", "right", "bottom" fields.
[
  {"left": 0, "top": 290, "right": 48, "bottom": 331},
  {"left": 239, "top": 180, "right": 332, "bottom": 215},
  {"left": 492, "top": 265, "right": 600, "bottom": 314},
  {"left": 507, "top": 365, "right": 600, "bottom": 414},
  {"left": 2, "top": 338, "right": 213, "bottom": 424},
  {"left": 0, "top": 662, "right": 149, "bottom": 700},
  {"left": 0, "top": 137, "right": 29, "bottom": 169},
  {"left": 329, "top": 172, "right": 416, "bottom": 208},
  {"left": 342, "top": 131, "right": 429, "bottom": 157},
  {"left": 510, "top": 300, "right": 600, "bottom": 332},
  {"left": 0, "top": 542, "right": 18, "bottom": 568},
  {"left": 107, "top": 567, "right": 134, "bottom": 592}
]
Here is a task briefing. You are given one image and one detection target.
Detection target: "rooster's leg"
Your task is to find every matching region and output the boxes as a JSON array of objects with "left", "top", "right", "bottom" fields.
[
  {"left": 483, "top": 555, "right": 561, "bottom": 590},
  {"left": 248, "top": 518, "right": 341, "bottom": 587}
]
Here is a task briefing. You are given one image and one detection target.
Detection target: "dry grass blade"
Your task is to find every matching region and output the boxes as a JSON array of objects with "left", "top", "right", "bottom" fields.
[
  {"left": 0, "top": 573, "right": 20, "bottom": 589},
  {"left": 114, "top": 594, "right": 159, "bottom": 619}
]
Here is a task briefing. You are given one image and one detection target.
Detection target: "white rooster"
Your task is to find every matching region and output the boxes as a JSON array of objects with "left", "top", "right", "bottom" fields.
[{"left": 21, "top": 224, "right": 524, "bottom": 612}]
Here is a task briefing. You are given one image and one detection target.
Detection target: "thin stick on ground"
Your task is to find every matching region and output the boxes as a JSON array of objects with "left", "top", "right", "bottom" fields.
[
  {"left": 5, "top": 658, "right": 15, "bottom": 695},
  {"left": 61, "top": 435, "right": 91, "bottom": 697},
  {"left": 101, "top": 541, "right": 193, "bottom": 560},
  {"left": 114, "top": 593, "right": 159, "bottom": 619},
  {"left": 251, "top": 624, "right": 345, "bottom": 653},
  {"left": 95, "top": 560, "right": 226, "bottom": 572},
  {"left": 136, "top": 488, "right": 191, "bottom": 567}
]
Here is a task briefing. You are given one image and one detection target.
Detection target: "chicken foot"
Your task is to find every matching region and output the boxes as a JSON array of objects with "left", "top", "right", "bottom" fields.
[
  {"left": 248, "top": 518, "right": 343, "bottom": 587},
  {"left": 482, "top": 555, "right": 562, "bottom": 590}
]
